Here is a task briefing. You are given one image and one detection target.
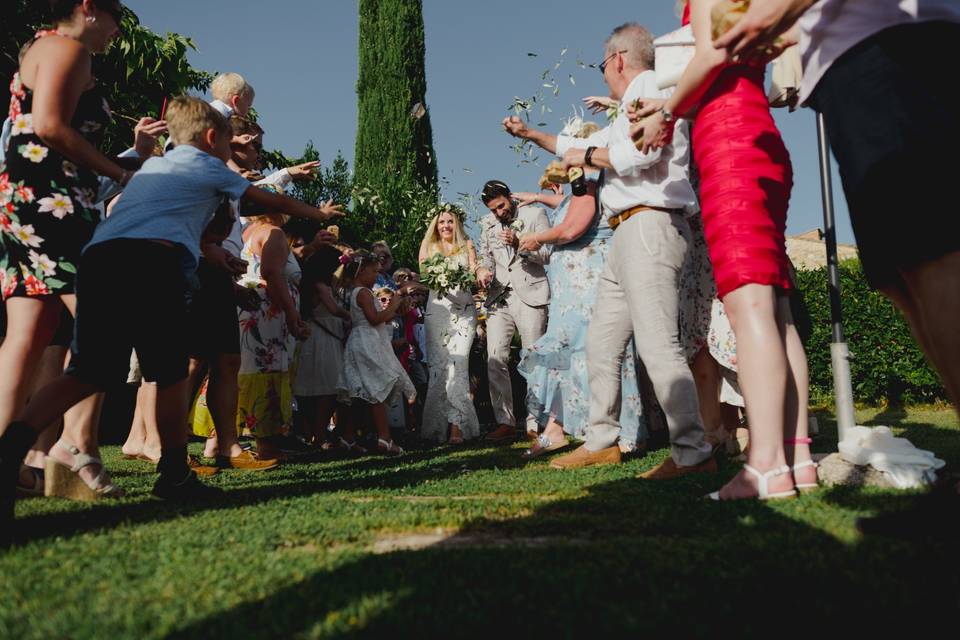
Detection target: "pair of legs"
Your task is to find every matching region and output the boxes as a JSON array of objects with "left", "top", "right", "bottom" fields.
[
  {"left": 298, "top": 394, "right": 339, "bottom": 445},
  {"left": 187, "top": 355, "right": 245, "bottom": 459},
  {"left": 689, "top": 348, "right": 743, "bottom": 446},
  {"left": 582, "top": 212, "right": 712, "bottom": 465},
  {"left": 0, "top": 296, "right": 108, "bottom": 490},
  {"left": 369, "top": 396, "right": 413, "bottom": 453},
  {"left": 123, "top": 383, "right": 161, "bottom": 460},
  {"left": 486, "top": 297, "right": 547, "bottom": 434},
  {"left": 716, "top": 284, "right": 812, "bottom": 499}
]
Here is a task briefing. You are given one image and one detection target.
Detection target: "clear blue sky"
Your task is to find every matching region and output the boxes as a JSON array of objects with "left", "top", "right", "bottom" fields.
[{"left": 127, "top": 0, "right": 853, "bottom": 244}]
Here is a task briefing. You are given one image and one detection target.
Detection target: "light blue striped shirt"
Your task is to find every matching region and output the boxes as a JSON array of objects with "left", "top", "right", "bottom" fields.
[{"left": 86, "top": 144, "right": 251, "bottom": 276}]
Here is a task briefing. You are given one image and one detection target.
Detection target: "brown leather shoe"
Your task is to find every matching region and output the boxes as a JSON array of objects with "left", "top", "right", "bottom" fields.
[
  {"left": 637, "top": 455, "right": 717, "bottom": 480},
  {"left": 188, "top": 454, "right": 219, "bottom": 477},
  {"left": 485, "top": 424, "right": 518, "bottom": 443},
  {"left": 549, "top": 444, "right": 621, "bottom": 469},
  {"left": 217, "top": 450, "right": 279, "bottom": 471}
]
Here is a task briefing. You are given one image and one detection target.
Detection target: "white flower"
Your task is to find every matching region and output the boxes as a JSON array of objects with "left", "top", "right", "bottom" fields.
[
  {"left": 9, "top": 222, "right": 43, "bottom": 247},
  {"left": 27, "top": 250, "right": 57, "bottom": 277},
  {"left": 19, "top": 142, "right": 48, "bottom": 164},
  {"left": 437, "top": 275, "right": 449, "bottom": 288},
  {"left": 37, "top": 193, "right": 74, "bottom": 219},
  {"left": 510, "top": 219, "right": 525, "bottom": 232},
  {"left": 62, "top": 160, "right": 79, "bottom": 178},
  {"left": 11, "top": 114, "right": 33, "bottom": 136}
]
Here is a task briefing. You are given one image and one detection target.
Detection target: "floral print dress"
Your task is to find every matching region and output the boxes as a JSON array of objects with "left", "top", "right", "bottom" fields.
[
  {"left": 236, "top": 234, "right": 300, "bottom": 438},
  {"left": 517, "top": 195, "right": 647, "bottom": 448},
  {"left": 0, "top": 33, "right": 111, "bottom": 299}
]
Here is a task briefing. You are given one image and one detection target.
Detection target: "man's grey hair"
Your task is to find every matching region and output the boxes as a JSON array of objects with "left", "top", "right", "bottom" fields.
[{"left": 605, "top": 22, "right": 656, "bottom": 71}]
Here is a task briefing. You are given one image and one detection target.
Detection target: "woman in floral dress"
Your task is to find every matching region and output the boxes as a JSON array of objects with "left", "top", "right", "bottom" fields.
[
  {"left": 516, "top": 176, "right": 647, "bottom": 457},
  {"left": 418, "top": 209, "right": 481, "bottom": 444},
  {"left": 236, "top": 205, "right": 308, "bottom": 460},
  {"left": 0, "top": 2, "right": 138, "bottom": 497}
]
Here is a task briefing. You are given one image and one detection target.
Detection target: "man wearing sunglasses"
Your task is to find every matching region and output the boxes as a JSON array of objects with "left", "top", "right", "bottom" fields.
[{"left": 502, "top": 23, "right": 714, "bottom": 478}]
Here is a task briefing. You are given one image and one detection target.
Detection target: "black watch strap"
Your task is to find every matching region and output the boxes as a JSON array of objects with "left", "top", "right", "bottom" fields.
[{"left": 584, "top": 146, "right": 597, "bottom": 167}]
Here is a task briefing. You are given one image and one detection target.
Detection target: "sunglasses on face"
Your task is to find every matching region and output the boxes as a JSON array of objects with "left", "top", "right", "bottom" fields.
[
  {"left": 598, "top": 49, "right": 628, "bottom": 74},
  {"left": 379, "top": 296, "right": 393, "bottom": 303}
]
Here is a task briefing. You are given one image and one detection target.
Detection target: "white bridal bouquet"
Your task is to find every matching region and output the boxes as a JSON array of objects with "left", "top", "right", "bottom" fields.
[{"left": 419, "top": 252, "right": 476, "bottom": 297}]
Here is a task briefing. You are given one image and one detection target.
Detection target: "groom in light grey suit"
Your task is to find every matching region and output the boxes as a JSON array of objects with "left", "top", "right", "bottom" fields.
[{"left": 476, "top": 180, "right": 551, "bottom": 443}]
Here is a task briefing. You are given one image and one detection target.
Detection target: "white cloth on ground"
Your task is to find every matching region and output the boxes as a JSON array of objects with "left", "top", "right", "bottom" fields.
[{"left": 838, "top": 425, "right": 946, "bottom": 489}]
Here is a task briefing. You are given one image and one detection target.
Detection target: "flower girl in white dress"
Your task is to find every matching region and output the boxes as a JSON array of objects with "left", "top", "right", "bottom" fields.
[{"left": 336, "top": 250, "right": 416, "bottom": 455}]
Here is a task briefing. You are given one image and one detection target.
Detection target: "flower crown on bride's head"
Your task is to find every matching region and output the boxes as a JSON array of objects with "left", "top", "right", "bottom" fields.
[{"left": 425, "top": 201, "right": 466, "bottom": 223}]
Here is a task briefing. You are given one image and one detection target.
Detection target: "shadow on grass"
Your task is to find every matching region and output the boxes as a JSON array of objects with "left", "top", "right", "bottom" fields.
[
  {"left": 162, "top": 472, "right": 960, "bottom": 637},
  {"left": 11, "top": 442, "right": 531, "bottom": 546}
]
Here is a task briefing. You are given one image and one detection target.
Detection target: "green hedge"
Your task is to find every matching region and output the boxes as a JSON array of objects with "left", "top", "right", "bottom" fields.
[{"left": 794, "top": 261, "right": 945, "bottom": 405}]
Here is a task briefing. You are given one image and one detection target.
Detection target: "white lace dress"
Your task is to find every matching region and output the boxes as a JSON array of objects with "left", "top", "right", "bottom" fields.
[
  {"left": 420, "top": 251, "right": 480, "bottom": 442},
  {"left": 337, "top": 287, "right": 416, "bottom": 405}
]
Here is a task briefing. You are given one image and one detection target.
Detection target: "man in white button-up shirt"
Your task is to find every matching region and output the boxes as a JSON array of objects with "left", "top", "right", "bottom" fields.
[{"left": 504, "top": 22, "right": 713, "bottom": 476}]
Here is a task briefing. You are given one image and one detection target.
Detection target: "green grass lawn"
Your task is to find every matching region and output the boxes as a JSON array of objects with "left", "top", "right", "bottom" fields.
[{"left": 3, "top": 406, "right": 958, "bottom": 638}]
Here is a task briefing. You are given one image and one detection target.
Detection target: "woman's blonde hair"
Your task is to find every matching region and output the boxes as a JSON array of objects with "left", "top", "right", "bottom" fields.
[
  {"left": 248, "top": 212, "right": 289, "bottom": 227},
  {"left": 420, "top": 209, "right": 469, "bottom": 258}
]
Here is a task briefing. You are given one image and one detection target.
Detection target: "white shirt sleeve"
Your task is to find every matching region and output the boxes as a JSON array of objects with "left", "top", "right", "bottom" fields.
[
  {"left": 256, "top": 169, "right": 292, "bottom": 190},
  {"left": 607, "top": 137, "right": 663, "bottom": 177},
  {"left": 555, "top": 125, "right": 611, "bottom": 156}
]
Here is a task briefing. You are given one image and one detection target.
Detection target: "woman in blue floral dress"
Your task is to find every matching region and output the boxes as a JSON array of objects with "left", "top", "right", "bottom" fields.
[{"left": 516, "top": 176, "right": 647, "bottom": 457}]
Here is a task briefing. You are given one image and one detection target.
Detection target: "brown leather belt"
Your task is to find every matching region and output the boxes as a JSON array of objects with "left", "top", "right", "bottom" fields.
[{"left": 608, "top": 204, "right": 684, "bottom": 230}]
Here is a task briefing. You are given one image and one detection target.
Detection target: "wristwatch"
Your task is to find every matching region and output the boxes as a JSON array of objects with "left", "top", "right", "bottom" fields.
[
  {"left": 661, "top": 106, "right": 675, "bottom": 123},
  {"left": 584, "top": 146, "right": 597, "bottom": 167}
]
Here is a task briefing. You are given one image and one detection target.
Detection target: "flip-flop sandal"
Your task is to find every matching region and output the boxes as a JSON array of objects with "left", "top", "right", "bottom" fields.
[{"left": 522, "top": 434, "right": 570, "bottom": 459}]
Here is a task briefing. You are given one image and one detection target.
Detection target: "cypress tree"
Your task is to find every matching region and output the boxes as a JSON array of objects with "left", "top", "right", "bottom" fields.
[{"left": 354, "top": 0, "right": 438, "bottom": 264}]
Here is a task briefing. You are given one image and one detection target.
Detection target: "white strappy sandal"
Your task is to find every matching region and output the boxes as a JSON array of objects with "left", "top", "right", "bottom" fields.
[
  {"left": 708, "top": 464, "right": 797, "bottom": 501},
  {"left": 786, "top": 437, "right": 819, "bottom": 493},
  {"left": 45, "top": 440, "right": 124, "bottom": 500},
  {"left": 791, "top": 459, "right": 820, "bottom": 493}
]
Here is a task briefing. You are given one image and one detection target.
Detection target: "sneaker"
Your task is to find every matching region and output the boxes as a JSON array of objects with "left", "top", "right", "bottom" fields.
[
  {"left": 152, "top": 471, "right": 224, "bottom": 501},
  {"left": 216, "top": 450, "right": 280, "bottom": 471}
]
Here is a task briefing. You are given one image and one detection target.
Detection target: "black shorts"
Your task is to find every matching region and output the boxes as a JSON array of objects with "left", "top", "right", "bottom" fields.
[
  {"left": 66, "top": 239, "right": 189, "bottom": 388},
  {"left": 49, "top": 307, "right": 74, "bottom": 348},
  {"left": 808, "top": 21, "right": 960, "bottom": 289},
  {"left": 186, "top": 259, "right": 241, "bottom": 359}
]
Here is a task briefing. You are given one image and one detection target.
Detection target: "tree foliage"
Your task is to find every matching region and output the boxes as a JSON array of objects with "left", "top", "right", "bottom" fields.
[
  {"left": 795, "top": 261, "right": 945, "bottom": 405},
  {"left": 2, "top": 3, "right": 211, "bottom": 155},
  {"left": 354, "top": 0, "right": 439, "bottom": 265}
]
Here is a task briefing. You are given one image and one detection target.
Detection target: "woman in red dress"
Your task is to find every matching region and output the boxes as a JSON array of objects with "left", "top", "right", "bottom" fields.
[{"left": 633, "top": 0, "right": 814, "bottom": 500}]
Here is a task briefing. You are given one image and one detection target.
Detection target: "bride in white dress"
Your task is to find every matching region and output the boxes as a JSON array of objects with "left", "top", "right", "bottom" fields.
[{"left": 418, "top": 209, "right": 481, "bottom": 444}]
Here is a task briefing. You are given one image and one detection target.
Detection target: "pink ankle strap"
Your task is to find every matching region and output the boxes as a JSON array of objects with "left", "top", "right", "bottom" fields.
[{"left": 785, "top": 438, "right": 812, "bottom": 445}]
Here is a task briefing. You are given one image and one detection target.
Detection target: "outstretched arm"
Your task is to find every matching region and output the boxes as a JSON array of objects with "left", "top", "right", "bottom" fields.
[
  {"left": 502, "top": 116, "right": 558, "bottom": 154},
  {"left": 519, "top": 183, "right": 598, "bottom": 250},
  {"left": 241, "top": 185, "right": 345, "bottom": 223}
]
